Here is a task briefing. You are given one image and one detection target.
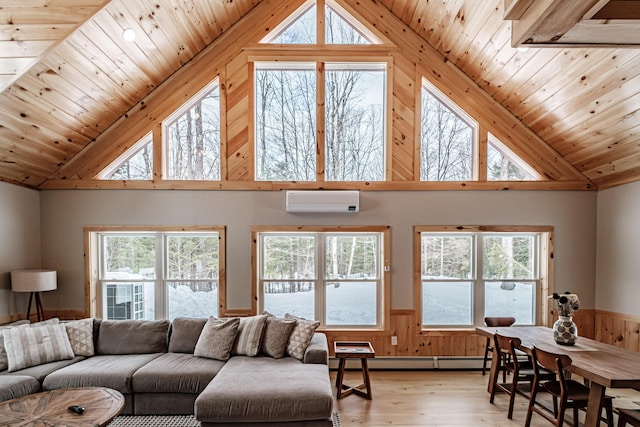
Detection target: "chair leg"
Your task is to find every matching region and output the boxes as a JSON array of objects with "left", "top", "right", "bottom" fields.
[
  {"left": 573, "top": 407, "right": 579, "bottom": 427},
  {"left": 604, "top": 399, "right": 614, "bottom": 427},
  {"left": 525, "top": 384, "right": 539, "bottom": 427},
  {"left": 507, "top": 377, "right": 518, "bottom": 419}
]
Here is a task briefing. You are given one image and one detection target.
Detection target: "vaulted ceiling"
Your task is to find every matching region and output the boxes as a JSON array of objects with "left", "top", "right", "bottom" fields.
[{"left": 1, "top": 0, "right": 639, "bottom": 190}]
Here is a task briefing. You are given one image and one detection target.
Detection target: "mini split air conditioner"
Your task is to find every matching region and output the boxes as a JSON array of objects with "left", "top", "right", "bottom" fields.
[{"left": 285, "top": 190, "right": 359, "bottom": 213}]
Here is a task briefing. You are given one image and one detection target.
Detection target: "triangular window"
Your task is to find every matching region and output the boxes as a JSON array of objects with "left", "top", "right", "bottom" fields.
[
  {"left": 99, "top": 133, "right": 153, "bottom": 180},
  {"left": 487, "top": 134, "right": 539, "bottom": 181},
  {"left": 164, "top": 79, "right": 221, "bottom": 180},
  {"left": 420, "top": 80, "right": 476, "bottom": 181},
  {"left": 261, "top": 0, "right": 379, "bottom": 45}
]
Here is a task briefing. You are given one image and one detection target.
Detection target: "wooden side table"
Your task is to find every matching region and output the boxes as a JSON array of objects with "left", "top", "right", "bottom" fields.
[{"left": 334, "top": 341, "right": 375, "bottom": 400}]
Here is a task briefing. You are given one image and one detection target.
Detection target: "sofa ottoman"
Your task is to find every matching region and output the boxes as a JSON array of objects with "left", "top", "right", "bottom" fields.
[
  {"left": 195, "top": 356, "right": 333, "bottom": 427},
  {"left": 0, "top": 375, "right": 40, "bottom": 402}
]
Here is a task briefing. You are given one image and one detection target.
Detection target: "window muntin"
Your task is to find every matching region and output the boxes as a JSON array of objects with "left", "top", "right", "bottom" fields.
[
  {"left": 165, "top": 80, "right": 221, "bottom": 180},
  {"left": 96, "top": 229, "right": 223, "bottom": 321},
  {"left": 325, "top": 63, "right": 385, "bottom": 181},
  {"left": 257, "top": 230, "right": 384, "bottom": 328},
  {"left": 418, "top": 230, "right": 542, "bottom": 327},
  {"left": 420, "top": 81, "right": 476, "bottom": 181}
]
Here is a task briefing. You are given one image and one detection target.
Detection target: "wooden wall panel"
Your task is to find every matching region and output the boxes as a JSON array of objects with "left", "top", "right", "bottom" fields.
[
  {"left": 226, "top": 53, "right": 251, "bottom": 181},
  {"left": 390, "top": 54, "right": 416, "bottom": 181}
]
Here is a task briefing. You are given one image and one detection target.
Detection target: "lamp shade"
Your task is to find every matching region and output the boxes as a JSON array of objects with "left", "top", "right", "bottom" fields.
[{"left": 11, "top": 269, "right": 57, "bottom": 292}]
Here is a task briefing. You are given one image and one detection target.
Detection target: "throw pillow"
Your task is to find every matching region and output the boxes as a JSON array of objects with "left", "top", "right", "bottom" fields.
[
  {"left": 232, "top": 314, "right": 268, "bottom": 357},
  {"left": 168, "top": 317, "right": 208, "bottom": 353},
  {"left": 284, "top": 313, "right": 320, "bottom": 360},
  {"left": 260, "top": 315, "right": 296, "bottom": 358},
  {"left": 0, "top": 320, "right": 30, "bottom": 371},
  {"left": 64, "top": 318, "right": 94, "bottom": 356},
  {"left": 4, "top": 324, "right": 74, "bottom": 372},
  {"left": 194, "top": 317, "right": 240, "bottom": 361}
]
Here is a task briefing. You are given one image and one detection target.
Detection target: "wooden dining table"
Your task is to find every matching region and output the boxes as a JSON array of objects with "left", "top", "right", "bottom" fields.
[{"left": 477, "top": 325, "right": 640, "bottom": 427}]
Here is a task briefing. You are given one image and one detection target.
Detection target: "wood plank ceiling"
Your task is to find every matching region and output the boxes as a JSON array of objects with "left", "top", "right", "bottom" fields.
[{"left": 0, "top": 0, "right": 639, "bottom": 190}]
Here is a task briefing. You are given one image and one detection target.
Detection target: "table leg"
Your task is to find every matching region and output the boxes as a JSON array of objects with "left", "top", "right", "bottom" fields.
[
  {"left": 361, "top": 358, "right": 372, "bottom": 399},
  {"left": 487, "top": 343, "right": 500, "bottom": 394},
  {"left": 336, "top": 358, "right": 346, "bottom": 399},
  {"left": 584, "top": 382, "right": 606, "bottom": 427}
]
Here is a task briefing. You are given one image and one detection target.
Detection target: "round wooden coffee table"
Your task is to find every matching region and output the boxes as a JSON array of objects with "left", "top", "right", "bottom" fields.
[{"left": 0, "top": 386, "right": 124, "bottom": 426}]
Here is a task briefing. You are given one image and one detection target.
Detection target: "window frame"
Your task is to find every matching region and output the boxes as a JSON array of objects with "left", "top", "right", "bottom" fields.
[
  {"left": 413, "top": 225, "right": 553, "bottom": 329},
  {"left": 252, "top": 225, "right": 391, "bottom": 331},
  {"left": 85, "top": 225, "right": 226, "bottom": 320}
]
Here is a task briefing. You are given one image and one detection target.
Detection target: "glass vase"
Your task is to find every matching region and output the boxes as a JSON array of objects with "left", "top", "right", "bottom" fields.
[{"left": 553, "top": 315, "right": 578, "bottom": 346}]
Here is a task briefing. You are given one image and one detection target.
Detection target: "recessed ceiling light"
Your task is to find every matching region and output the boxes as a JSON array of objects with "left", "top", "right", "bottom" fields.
[
  {"left": 517, "top": 46, "right": 529, "bottom": 52},
  {"left": 122, "top": 28, "right": 136, "bottom": 42}
]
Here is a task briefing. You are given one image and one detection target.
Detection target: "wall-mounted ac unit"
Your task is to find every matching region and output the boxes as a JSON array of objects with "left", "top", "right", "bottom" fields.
[{"left": 285, "top": 190, "right": 359, "bottom": 213}]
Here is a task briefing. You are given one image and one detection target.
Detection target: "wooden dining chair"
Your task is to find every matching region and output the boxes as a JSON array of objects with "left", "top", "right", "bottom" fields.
[
  {"left": 490, "top": 333, "right": 556, "bottom": 419},
  {"left": 617, "top": 408, "right": 640, "bottom": 427},
  {"left": 525, "top": 345, "right": 614, "bottom": 427},
  {"left": 482, "top": 316, "right": 516, "bottom": 378}
]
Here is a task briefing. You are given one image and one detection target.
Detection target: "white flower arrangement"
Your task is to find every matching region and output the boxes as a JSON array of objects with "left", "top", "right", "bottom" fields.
[{"left": 549, "top": 292, "right": 580, "bottom": 317}]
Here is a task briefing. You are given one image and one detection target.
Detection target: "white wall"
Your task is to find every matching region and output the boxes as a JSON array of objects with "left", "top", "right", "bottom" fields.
[
  {"left": 0, "top": 181, "right": 41, "bottom": 318},
  {"left": 40, "top": 189, "right": 597, "bottom": 315},
  {"left": 596, "top": 180, "right": 640, "bottom": 316}
]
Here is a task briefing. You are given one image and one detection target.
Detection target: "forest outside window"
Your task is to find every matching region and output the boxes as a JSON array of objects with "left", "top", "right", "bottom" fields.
[
  {"left": 416, "top": 226, "right": 551, "bottom": 328},
  {"left": 254, "top": 62, "right": 386, "bottom": 182},
  {"left": 88, "top": 227, "right": 225, "bottom": 321},
  {"left": 420, "top": 79, "right": 477, "bottom": 181},
  {"left": 164, "top": 79, "right": 221, "bottom": 180},
  {"left": 254, "top": 227, "right": 389, "bottom": 329}
]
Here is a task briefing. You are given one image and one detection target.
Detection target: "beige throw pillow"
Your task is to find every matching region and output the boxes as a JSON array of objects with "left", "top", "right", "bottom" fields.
[
  {"left": 0, "top": 320, "right": 30, "bottom": 371},
  {"left": 4, "top": 323, "right": 74, "bottom": 372},
  {"left": 64, "top": 318, "right": 95, "bottom": 356},
  {"left": 284, "top": 313, "right": 320, "bottom": 360},
  {"left": 261, "top": 315, "right": 296, "bottom": 359},
  {"left": 194, "top": 317, "right": 240, "bottom": 361},
  {"left": 232, "top": 314, "right": 268, "bottom": 357}
]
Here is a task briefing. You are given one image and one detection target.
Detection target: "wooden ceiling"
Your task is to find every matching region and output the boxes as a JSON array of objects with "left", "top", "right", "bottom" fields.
[{"left": 1, "top": 0, "right": 639, "bottom": 190}]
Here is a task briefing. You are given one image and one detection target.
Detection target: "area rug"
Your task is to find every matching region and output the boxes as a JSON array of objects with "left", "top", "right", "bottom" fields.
[{"left": 107, "top": 412, "right": 341, "bottom": 426}]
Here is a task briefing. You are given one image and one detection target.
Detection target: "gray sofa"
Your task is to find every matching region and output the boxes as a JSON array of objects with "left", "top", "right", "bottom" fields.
[{"left": 0, "top": 317, "right": 334, "bottom": 426}]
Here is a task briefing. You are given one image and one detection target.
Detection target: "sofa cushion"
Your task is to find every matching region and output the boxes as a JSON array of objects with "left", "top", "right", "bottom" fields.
[
  {"left": 285, "top": 314, "right": 320, "bottom": 361},
  {"left": 0, "top": 356, "right": 85, "bottom": 383},
  {"left": 232, "top": 315, "right": 267, "bottom": 357},
  {"left": 0, "top": 320, "right": 30, "bottom": 371},
  {"left": 0, "top": 375, "right": 40, "bottom": 403},
  {"left": 261, "top": 316, "right": 296, "bottom": 359},
  {"left": 4, "top": 324, "right": 74, "bottom": 372},
  {"left": 132, "top": 352, "right": 225, "bottom": 394},
  {"left": 194, "top": 317, "right": 239, "bottom": 361},
  {"left": 96, "top": 320, "right": 169, "bottom": 355},
  {"left": 43, "top": 353, "right": 162, "bottom": 393},
  {"left": 64, "top": 318, "right": 95, "bottom": 356},
  {"left": 195, "top": 356, "right": 333, "bottom": 423},
  {"left": 168, "top": 318, "right": 207, "bottom": 354}
]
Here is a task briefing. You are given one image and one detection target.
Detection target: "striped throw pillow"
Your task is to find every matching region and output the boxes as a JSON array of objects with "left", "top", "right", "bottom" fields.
[
  {"left": 4, "top": 324, "right": 74, "bottom": 372},
  {"left": 232, "top": 314, "right": 268, "bottom": 356}
]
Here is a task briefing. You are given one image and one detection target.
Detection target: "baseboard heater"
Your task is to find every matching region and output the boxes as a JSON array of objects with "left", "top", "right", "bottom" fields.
[{"left": 329, "top": 356, "right": 486, "bottom": 370}]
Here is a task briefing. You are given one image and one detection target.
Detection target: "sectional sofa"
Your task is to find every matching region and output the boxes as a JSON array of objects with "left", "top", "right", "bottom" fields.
[{"left": 0, "top": 315, "right": 334, "bottom": 426}]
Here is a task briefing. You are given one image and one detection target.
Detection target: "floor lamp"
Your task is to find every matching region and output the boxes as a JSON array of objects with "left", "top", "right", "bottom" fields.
[{"left": 11, "top": 269, "right": 57, "bottom": 322}]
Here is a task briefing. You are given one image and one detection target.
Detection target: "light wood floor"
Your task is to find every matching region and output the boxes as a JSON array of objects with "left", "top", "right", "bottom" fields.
[{"left": 330, "top": 369, "right": 640, "bottom": 426}]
